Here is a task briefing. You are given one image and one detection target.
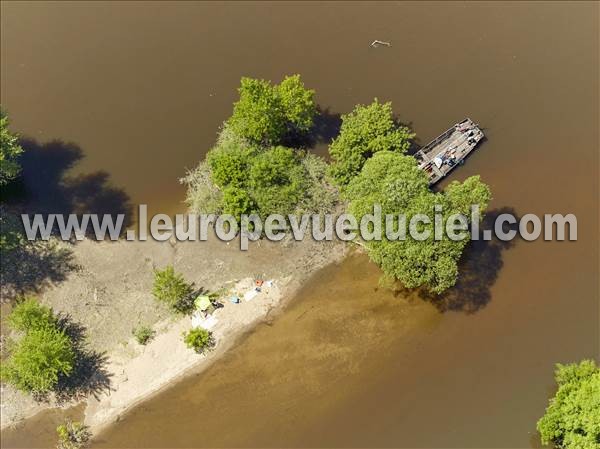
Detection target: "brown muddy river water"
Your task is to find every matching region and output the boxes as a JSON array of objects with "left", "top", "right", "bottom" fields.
[{"left": 1, "top": 1, "right": 598, "bottom": 448}]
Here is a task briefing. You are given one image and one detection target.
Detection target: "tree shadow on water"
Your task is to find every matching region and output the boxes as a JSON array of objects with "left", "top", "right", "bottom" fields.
[
  {"left": 282, "top": 106, "right": 342, "bottom": 152},
  {"left": 12, "top": 138, "right": 133, "bottom": 230},
  {"left": 420, "top": 207, "right": 520, "bottom": 314},
  {"left": 53, "top": 314, "right": 113, "bottom": 403},
  {"left": 1, "top": 138, "right": 133, "bottom": 300}
]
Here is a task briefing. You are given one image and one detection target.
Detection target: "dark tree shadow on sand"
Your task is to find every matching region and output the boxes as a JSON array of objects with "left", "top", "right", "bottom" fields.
[
  {"left": 53, "top": 314, "right": 113, "bottom": 403},
  {"left": 0, "top": 236, "right": 78, "bottom": 301},
  {"left": 419, "top": 207, "right": 519, "bottom": 314},
  {"left": 1, "top": 138, "right": 133, "bottom": 300}
]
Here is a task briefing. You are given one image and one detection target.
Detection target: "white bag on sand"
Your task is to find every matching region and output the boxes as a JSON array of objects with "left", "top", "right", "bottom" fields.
[{"left": 244, "top": 289, "right": 259, "bottom": 302}]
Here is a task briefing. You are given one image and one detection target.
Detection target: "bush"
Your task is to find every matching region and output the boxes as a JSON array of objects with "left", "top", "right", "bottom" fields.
[
  {"left": 295, "top": 153, "right": 338, "bottom": 215},
  {"left": 132, "top": 325, "right": 155, "bottom": 345},
  {"left": 0, "top": 110, "right": 23, "bottom": 186},
  {"left": 206, "top": 136, "right": 256, "bottom": 189},
  {"left": 1, "top": 325, "right": 75, "bottom": 394},
  {"left": 537, "top": 360, "right": 600, "bottom": 449},
  {"left": 56, "top": 419, "right": 91, "bottom": 449},
  {"left": 180, "top": 161, "right": 223, "bottom": 215},
  {"left": 152, "top": 265, "right": 194, "bottom": 314},
  {"left": 221, "top": 186, "right": 256, "bottom": 221},
  {"left": 7, "top": 297, "right": 56, "bottom": 332},
  {"left": 183, "top": 328, "right": 213, "bottom": 354}
]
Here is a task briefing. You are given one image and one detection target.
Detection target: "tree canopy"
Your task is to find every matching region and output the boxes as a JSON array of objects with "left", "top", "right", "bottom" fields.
[
  {"left": 248, "top": 146, "right": 306, "bottom": 216},
  {"left": 189, "top": 129, "right": 334, "bottom": 220},
  {"left": 0, "top": 110, "right": 23, "bottom": 186},
  {"left": 328, "top": 99, "right": 415, "bottom": 187},
  {"left": 1, "top": 299, "right": 75, "bottom": 395},
  {"left": 346, "top": 152, "right": 491, "bottom": 294},
  {"left": 226, "top": 75, "right": 317, "bottom": 145},
  {"left": 537, "top": 360, "right": 600, "bottom": 449},
  {"left": 7, "top": 297, "right": 56, "bottom": 332}
]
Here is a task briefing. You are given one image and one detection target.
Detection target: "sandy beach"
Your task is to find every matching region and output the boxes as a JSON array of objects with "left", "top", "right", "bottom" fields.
[{"left": 0, "top": 234, "right": 347, "bottom": 433}]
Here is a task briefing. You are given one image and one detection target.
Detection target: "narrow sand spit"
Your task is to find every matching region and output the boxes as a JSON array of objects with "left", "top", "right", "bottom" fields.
[{"left": 1, "top": 235, "right": 346, "bottom": 431}]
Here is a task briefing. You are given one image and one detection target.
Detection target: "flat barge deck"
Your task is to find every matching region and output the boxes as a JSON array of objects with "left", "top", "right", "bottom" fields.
[{"left": 415, "top": 118, "right": 484, "bottom": 185}]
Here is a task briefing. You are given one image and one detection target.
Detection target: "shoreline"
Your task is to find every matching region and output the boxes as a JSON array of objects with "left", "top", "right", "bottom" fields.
[
  {"left": 84, "top": 271, "right": 327, "bottom": 435},
  {"left": 0, "top": 235, "right": 347, "bottom": 438}
]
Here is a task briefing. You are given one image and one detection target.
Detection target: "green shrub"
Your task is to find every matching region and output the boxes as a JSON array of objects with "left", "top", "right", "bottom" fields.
[
  {"left": 56, "top": 419, "right": 91, "bottom": 449},
  {"left": 537, "top": 360, "right": 600, "bottom": 449},
  {"left": 206, "top": 137, "right": 256, "bottom": 189},
  {"left": 7, "top": 297, "right": 56, "bottom": 332},
  {"left": 152, "top": 265, "right": 194, "bottom": 314},
  {"left": 221, "top": 186, "right": 256, "bottom": 221},
  {"left": 295, "top": 153, "right": 337, "bottom": 215},
  {"left": 183, "top": 328, "right": 213, "bottom": 354},
  {"left": 132, "top": 325, "right": 155, "bottom": 345},
  {"left": 0, "top": 110, "right": 23, "bottom": 186},
  {"left": 1, "top": 326, "right": 75, "bottom": 394},
  {"left": 0, "top": 208, "right": 25, "bottom": 251}
]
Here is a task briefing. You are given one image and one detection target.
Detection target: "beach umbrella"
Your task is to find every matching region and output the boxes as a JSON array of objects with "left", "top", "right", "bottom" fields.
[{"left": 194, "top": 295, "right": 211, "bottom": 311}]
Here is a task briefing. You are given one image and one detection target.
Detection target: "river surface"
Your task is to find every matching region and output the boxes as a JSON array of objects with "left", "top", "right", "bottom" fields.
[{"left": 1, "top": 1, "right": 598, "bottom": 448}]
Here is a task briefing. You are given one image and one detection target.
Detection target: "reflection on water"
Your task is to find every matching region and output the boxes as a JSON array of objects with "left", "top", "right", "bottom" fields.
[{"left": 1, "top": 1, "right": 597, "bottom": 448}]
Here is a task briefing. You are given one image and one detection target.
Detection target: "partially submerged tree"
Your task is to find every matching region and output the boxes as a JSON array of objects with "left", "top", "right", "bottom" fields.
[
  {"left": 346, "top": 152, "right": 491, "bottom": 294},
  {"left": 227, "top": 75, "right": 316, "bottom": 145},
  {"left": 328, "top": 99, "right": 415, "bottom": 188},
  {"left": 56, "top": 419, "right": 92, "bottom": 449},
  {"left": 0, "top": 110, "right": 23, "bottom": 186},
  {"left": 537, "top": 360, "right": 600, "bottom": 449},
  {"left": 275, "top": 74, "right": 317, "bottom": 134}
]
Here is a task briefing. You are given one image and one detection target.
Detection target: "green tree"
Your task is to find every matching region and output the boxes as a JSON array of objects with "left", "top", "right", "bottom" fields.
[
  {"left": 7, "top": 297, "right": 56, "bottom": 332},
  {"left": 183, "top": 328, "right": 214, "bottom": 354},
  {"left": 329, "top": 99, "right": 415, "bottom": 187},
  {"left": 227, "top": 75, "right": 316, "bottom": 145},
  {"left": 152, "top": 265, "right": 195, "bottom": 314},
  {"left": 227, "top": 77, "right": 285, "bottom": 144},
  {"left": 346, "top": 151, "right": 491, "bottom": 294},
  {"left": 221, "top": 185, "right": 256, "bottom": 220},
  {"left": 537, "top": 360, "right": 600, "bottom": 449},
  {"left": 248, "top": 146, "right": 306, "bottom": 216},
  {"left": 0, "top": 110, "right": 23, "bottom": 186},
  {"left": 206, "top": 135, "right": 256, "bottom": 189},
  {"left": 1, "top": 326, "right": 75, "bottom": 394},
  {"left": 445, "top": 175, "right": 491, "bottom": 215},
  {"left": 275, "top": 74, "right": 317, "bottom": 133}
]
